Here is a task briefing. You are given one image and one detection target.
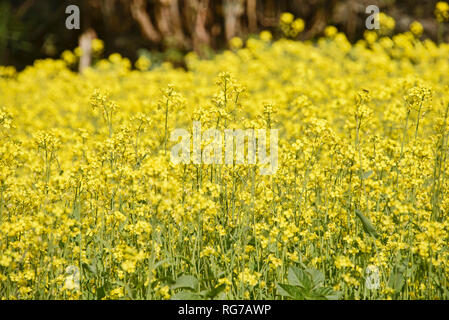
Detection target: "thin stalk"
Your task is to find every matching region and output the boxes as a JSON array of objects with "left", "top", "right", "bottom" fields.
[
  {"left": 164, "top": 99, "right": 169, "bottom": 155},
  {"left": 414, "top": 101, "right": 423, "bottom": 140},
  {"left": 0, "top": 183, "right": 3, "bottom": 220},
  {"left": 401, "top": 109, "right": 411, "bottom": 157}
]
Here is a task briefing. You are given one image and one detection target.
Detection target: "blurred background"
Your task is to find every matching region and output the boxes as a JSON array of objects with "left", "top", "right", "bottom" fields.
[{"left": 0, "top": 0, "right": 446, "bottom": 70}]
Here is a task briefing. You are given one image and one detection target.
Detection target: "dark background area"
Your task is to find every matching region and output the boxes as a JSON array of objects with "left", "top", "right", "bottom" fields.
[{"left": 0, "top": 0, "right": 445, "bottom": 70}]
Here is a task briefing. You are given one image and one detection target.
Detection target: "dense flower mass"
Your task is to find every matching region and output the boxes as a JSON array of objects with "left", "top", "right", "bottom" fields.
[{"left": 2, "top": 22, "right": 449, "bottom": 300}]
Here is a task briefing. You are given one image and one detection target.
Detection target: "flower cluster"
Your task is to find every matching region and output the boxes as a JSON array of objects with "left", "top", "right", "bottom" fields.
[
  {"left": 279, "top": 12, "right": 305, "bottom": 38},
  {"left": 435, "top": 1, "right": 449, "bottom": 23}
]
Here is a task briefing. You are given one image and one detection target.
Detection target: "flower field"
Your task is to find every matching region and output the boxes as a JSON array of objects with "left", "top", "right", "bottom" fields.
[{"left": 2, "top": 21, "right": 449, "bottom": 299}]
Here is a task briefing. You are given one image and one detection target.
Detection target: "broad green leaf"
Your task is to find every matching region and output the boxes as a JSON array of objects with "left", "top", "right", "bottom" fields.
[
  {"left": 170, "top": 291, "right": 202, "bottom": 300},
  {"left": 276, "top": 283, "right": 304, "bottom": 300},
  {"left": 388, "top": 267, "right": 405, "bottom": 293},
  {"left": 96, "top": 285, "right": 106, "bottom": 300},
  {"left": 171, "top": 275, "right": 199, "bottom": 291},
  {"left": 305, "top": 268, "right": 325, "bottom": 288},
  {"left": 355, "top": 209, "right": 378, "bottom": 238},
  {"left": 205, "top": 283, "right": 226, "bottom": 299},
  {"left": 313, "top": 286, "right": 342, "bottom": 300},
  {"left": 82, "top": 262, "right": 97, "bottom": 275},
  {"left": 288, "top": 266, "right": 309, "bottom": 289}
]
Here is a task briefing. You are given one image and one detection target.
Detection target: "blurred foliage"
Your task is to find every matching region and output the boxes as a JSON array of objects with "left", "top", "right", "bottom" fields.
[{"left": 0, "top": 0, "right": 446, "bottom": 69}]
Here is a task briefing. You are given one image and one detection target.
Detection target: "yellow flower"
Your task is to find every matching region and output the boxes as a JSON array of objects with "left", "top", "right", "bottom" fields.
[
  {"left": 291, "top": 18, "right": 305, "bottom": 33},
  {"left": 259, "top": 30, "right": 272, "bottom": 42},
  {"left": 135, "top": 56, "right": 151, "bottom": 71},
  {"left": 200, "top": 246, "right": 217, "bottom": 257},
  {"left": 335, "top": 256, "right": 354, "bottom": 269},
  {"left": 238, "top": 268, "right": 261, "bottom": 287},
  {"left": 229, "top": 37, "right": 243, "bottom": 49},
  {"left": 0, "top": 255, "right": 12, "bottom": 267},
  {"left": 410, "top": 21, "right": 424, "bottom": 37},
  {"left": 342, "top": 273, "right": 359, "bottom": 287},
  {"left": 324, "top": 26, "right": 338, "bottom": 38},
  {"left": 61, "top": 50, "right": 76, "bottom": 65},
  {"left": 267, "top": 254, "right": 283, "bottom": 269},
  {"left": 110, "top": 287, "right": 125, "bottom": 299},
  {"left": 74, "top": 47, "right": 83, "bottom": 57},
  {"left": 377, "top": 13, "right": 396, "bottom": 36},
  {"left": 280, "top": 12, "right": 294, "bottom": 25},
  {"left": 435, "top": 1, "right": 449, "bottom": 23},
  {"left": 217, "top": 277, "right": 232, "bottom": 292},
  {"left": 92, "top": 39, "right": 104, "bottom": 54},
  {"left": 158, "top": 285, "right": 171, "bottom": 299},
  {"left": 364, "top": 30, "right": 378, "bottom": 44},
  {"left": 121, "top": 259, "right": 136, "bottom": 273}
]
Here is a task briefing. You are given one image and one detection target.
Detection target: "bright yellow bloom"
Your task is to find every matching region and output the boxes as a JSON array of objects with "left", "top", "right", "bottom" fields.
[
  {"left": 410, "top": 21, "right": 424, "bottom": 37},
  {"left": 435, "top": 1, "right": 449, "bottom": 23}
]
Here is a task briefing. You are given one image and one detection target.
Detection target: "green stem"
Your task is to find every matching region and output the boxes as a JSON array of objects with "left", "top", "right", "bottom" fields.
[
  {"left": 164, "top": 100, "right": 169, "bottom": 155},
  {"left": 438, "top": 23, "right": 444, "bottom": 45},
  {"left": 401, "top": 109, "right": 410, "bottom": 157},
  {"left": 414, "top": 101, "right": 422, "bottom": 140},
  {"left": 0, "top": 183, "right": 3, "bottom": 220}
]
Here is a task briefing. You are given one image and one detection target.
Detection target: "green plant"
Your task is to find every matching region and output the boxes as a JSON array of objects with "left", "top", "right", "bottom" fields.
[
  {"left": 277, "top": 266, "right": 341, "bottom": 300},
  {"left": 170, "top": 275, "right": 226, "bottom": 300}
]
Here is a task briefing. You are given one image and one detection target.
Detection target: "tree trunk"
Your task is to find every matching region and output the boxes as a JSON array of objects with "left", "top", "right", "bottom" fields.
[{"left": 130, "top": 0, "right": 161, "bottom": 43}]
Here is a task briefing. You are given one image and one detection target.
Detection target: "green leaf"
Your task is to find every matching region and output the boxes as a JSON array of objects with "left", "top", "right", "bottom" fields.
[
  {"left": 170, "top": 291, "right": 202, "bottom": 300},
  {"left": 305, "top": 268, "right": 325, "bottom": 288},
  {"left": 313, "top": 286, "right": 342, "bottom": 300},
  {"left": 171, "top": 275, "right": 199, "bottom": 291},
  {"left": 362, "top": 170, "right": 374, "bottom": 179},
  {"left": 279, "top": 266, "right": 340, "bottom": 300},
  {"left": 388, "top": 267, "right": 405, "bottom": 293},
  {"left": 268, "top": 242, "right": 277, "bottom": 253},
  {"left": 152, "top": 259, "right": 169, "bottom": 270},
  {"left": 288, "top": 266, "right": 309, "bottom": 289},
  {"left": 82, "top": 262, "right": 97, "bottom": 275},
  {"left": 205, "top": 283, "right": 226, "bottom": 300},
  {"left": 276, "top": 283, "right": 304, "bottom": 300},
  {"left": 96, "top": 285, "right": 106, "bottom": 300},
  {"left": 355, "top": 209, "right": 378, "bottom": 238}
]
